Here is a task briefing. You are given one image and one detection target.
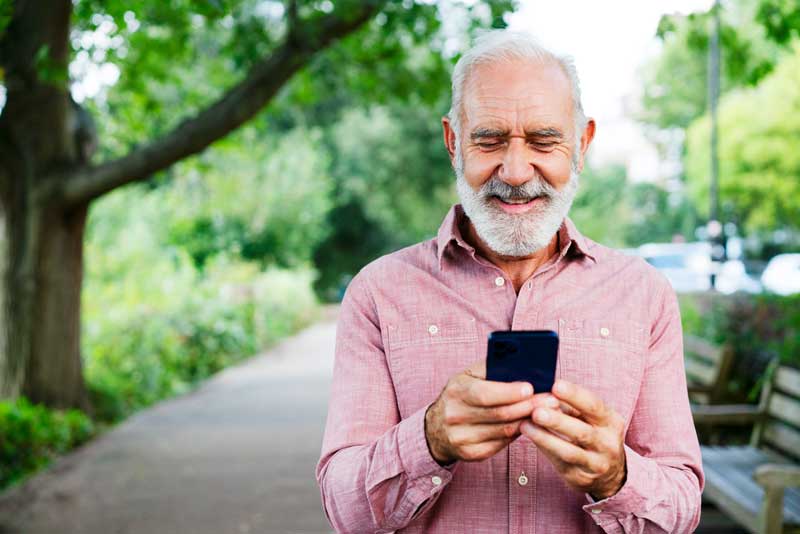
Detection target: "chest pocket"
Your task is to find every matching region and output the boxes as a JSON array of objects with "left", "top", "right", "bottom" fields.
[
  {"left": 386, "top": 315, "right": 479, "bottom": 418},
  {"left": 557, "top": 318, "right": 648, "bottom": 424}
]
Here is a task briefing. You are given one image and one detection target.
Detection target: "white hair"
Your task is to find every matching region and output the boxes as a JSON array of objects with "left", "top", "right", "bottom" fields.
[{"left": 448, "top": 30, "right": 587, "bottom": 162}]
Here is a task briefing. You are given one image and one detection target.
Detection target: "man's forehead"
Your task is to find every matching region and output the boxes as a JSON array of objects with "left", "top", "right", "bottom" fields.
[{"left": 461, "top": 58, "right": 573, "bottom": 131}]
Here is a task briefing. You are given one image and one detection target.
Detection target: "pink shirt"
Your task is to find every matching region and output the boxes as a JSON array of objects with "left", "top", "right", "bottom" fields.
[{"left": 316, "top": 205, "right": 703, "bottom": 533}]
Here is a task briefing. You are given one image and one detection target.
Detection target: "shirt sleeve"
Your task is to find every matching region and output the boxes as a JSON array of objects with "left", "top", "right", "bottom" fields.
[
  {"left": 581, "top": 277, "right": 705, "bottom": 533},
  {"left": 315, "top": 269, "right": 455, "bottom": 533}
]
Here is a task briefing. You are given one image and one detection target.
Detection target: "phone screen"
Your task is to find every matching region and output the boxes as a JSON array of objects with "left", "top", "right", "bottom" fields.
[{"left": 486, "top": 330, "right": 559, "bottom": 393}]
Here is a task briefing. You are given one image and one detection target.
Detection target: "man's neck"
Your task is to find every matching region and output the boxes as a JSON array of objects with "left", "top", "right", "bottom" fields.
[{"left": 461, "top": 218, "right": 560, "bottom": 294}]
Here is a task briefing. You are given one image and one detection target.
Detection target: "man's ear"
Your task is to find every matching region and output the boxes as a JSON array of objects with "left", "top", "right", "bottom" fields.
[
  {"left": 442, "top": 116, "right": 457, "bottom": 164},
  {"left": 576, "top": 118, "right": 596, "bottom": 173}
]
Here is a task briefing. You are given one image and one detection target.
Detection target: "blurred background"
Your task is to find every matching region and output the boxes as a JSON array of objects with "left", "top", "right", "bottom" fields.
[{"left": 0, "top": 0, "right": 798, "bottom": 532}]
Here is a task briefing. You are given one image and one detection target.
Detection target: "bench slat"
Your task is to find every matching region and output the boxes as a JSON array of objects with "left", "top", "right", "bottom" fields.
[
  {"left": 769, "top": 392, "right": 800, "bottom": 429},
  {"left": 776, "top": 366, "right": 800, "bottom": 398},
  {"left": 684, "top": 335, "right": 725, "bottom": 364},
  {"left": 685, "top": 357, "right": 717, "bottom": 387},
  {"left": 702, "top": 446, "right": 800, "bottom": 526},
  {"left": 764, "top": 422, "right": 800, "bottom": 462}
]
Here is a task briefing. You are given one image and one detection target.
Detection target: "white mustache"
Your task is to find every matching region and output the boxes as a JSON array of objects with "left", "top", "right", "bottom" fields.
[{"left": 477, "top": 176, "right": 556, "bottom": 203}]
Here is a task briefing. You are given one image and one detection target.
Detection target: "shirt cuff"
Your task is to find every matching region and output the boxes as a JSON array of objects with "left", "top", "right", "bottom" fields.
[
  {"left": 582, "top": 445, "right": 650, "bottom": 529},
  {"left": 397, "top": 403, "right": 459, "bottom": 483}
]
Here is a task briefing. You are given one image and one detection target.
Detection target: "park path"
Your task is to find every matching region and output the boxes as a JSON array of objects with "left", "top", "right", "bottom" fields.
[{"left": 0, "top": 313, "right": 338, "bottom": 534}]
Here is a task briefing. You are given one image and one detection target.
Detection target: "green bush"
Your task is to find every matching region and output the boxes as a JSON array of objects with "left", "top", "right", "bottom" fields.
[
  {"left": 679, "top": 292, "right": 800, "bottom": 400},
  {"left": 83, "top": 258, "right": 320, "bottom": 422},
  {"left": 81, "top": 185, "right": 322, "bottom": 422},
  {"left": 0, "top": 398, "right": 94, "bottom": 489}
]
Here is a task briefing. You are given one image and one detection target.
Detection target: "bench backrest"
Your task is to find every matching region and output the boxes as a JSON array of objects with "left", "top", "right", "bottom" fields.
[
  {"left": 753, "top": 363, "right": 800, "bottom": 461},
  {"left": 684, "top": 335, "right": 734, "bottom": 403}
]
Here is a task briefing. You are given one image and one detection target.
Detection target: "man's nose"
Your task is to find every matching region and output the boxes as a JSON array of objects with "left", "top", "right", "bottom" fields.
[{"left": 497, "top": 139, "right": 535, "bottom": 187}]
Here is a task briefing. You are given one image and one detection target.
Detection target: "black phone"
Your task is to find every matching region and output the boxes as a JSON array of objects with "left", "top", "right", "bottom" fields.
[{"left": 486, "top": 330, "right": 559, "bottom": 393}]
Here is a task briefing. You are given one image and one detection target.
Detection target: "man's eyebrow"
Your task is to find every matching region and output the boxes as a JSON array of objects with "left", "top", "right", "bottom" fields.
[
  {"left": 525, "top": 127, "right": 564, "bottom": 139},
  {"left": 470, "top": 127, "right": 509, "bottom": 140}
]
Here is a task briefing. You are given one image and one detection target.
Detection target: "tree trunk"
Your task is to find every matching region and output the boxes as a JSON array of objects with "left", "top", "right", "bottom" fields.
[
  {"left": 0, "top": 0, "right": 90, "bottom": 410},
  {"left": 0, "top": 197, "right": 90, "bottom": 411}
]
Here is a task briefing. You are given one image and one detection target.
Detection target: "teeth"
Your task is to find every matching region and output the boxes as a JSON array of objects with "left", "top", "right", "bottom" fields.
[{"left": 504, "top": 198, "right": 531, "bottom": 204}]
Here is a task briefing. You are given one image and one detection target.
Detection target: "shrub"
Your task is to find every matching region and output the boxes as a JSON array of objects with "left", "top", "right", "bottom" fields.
[
  {"left": 0, "top": 398, "right": 94, "bottom": 489},
  {"left": 82, "top": 256, "right": 320, "bottom": 422},
  {"left": 679, "top": 292, "right": 800, "bottom": 400}
]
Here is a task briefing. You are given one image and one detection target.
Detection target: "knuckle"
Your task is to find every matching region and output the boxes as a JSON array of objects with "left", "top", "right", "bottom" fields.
[
  {"left": 442, "top": 407, "right": 461, "bottom": 426},
  {"left": 561, "top": 448, "right": 580, "bottom": 465},
  {"left": 474, "top": 389, "right": 490, "bottom": 406},
  {"left": 595, "top": 458, "right": 610, "bottom": 474},
  {"left": 502, "top": 422, "right": 518, "bottom": 438},
  {"left": 576, "top": 429, "right": 594, "bottom": 447},
  {"left": 448, "top": 430, "right": 466, "bottom": 447},
  {"left": 493, "top": 405, "right": 512, "bottom": 421},
  {"left": 460, "top": 447, "right": 482, "bottom": 462}
]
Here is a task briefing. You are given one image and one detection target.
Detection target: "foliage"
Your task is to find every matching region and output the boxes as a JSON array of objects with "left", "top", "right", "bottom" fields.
[
  {"left": 72, "top": 0, "right": 515, "bottom": 160},
  {"left": 164, "top": 126, "right": 332, "bottom": 269},
  {"left": 0, "top": 398, "right": 94, "bottom": 490},
  {"left": 83, "top": 185, "right": 320, "bottom": 422},
  {"left": 622, "top": 182, "right": 698, "bottom": 246},
  {"left": 640, "top": 0, "right": 782, "bottom": 131},
  {"left": 757, "top": 0, "right": 800, "bottom": 45},
  {"left": 569, "top": 164, "right": 696, "bottom": 249},
  {"left": 679, "top": 292, "right": 800, "bottom": 401},
  {"left": 684, "top": 44, "right": 800, "bottom": 234}
]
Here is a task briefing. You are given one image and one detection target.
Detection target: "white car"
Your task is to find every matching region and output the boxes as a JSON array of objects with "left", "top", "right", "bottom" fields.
[
  {"left": 761, "top": 254, "right": 800, "bottom": 295},
  {"left": 637, "top": 242, "right": 713, "bottom": 293},
  {"left": 715, "top": 260, "right": 762, "bottom": 294}
]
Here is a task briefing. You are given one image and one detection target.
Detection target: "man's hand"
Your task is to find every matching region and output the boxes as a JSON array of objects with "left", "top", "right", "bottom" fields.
[
  {"left": 424, "top": 360, "right": 556, "bottom": 465},
  {"left": 520, "top": 380, "right": 626, "bottom": 500}
]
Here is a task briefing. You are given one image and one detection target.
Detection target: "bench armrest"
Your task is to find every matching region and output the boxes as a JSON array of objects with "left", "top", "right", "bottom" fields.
[
  {"left": 754, "top": 464, "right": 800, "bottom": 488},
  {"left": 692, "top": 404, "right": 763, "bottom": 426},
  {"left": 688, "top": 384, "right": 712, "bottom": 395}
]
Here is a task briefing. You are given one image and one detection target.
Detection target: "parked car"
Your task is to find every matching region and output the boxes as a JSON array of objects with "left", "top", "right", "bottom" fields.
[
  {"left": 715, "top": 260, "right": 762, "bottom": 295},
  {"left": 637, "top": 242, "right": 713, "bottom": 293},
  {"left": 761, "top": 254, "right": 800, "bottom": 295}
]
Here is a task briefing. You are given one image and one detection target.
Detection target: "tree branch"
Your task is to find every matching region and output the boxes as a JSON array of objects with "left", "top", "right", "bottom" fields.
[{"left": 41, "top": 0, "right": 386, "bottom": 208}]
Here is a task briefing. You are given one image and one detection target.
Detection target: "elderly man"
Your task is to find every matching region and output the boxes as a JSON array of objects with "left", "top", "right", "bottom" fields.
[{"left": 316, "top": 30, "right": 703, "bottom": 533}]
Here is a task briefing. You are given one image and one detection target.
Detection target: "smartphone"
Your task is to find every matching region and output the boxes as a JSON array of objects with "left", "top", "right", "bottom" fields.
[{"left": 486, "top": 330, "right": 559, "bottom": 393}]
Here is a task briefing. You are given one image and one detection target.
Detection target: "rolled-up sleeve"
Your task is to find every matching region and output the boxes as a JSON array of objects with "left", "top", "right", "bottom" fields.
[
  {"left": 315, "top": 270, "right": 454, "bottom": 533},
  {"left": 582, "top": 278, "right": 704, "bottom": 533}
]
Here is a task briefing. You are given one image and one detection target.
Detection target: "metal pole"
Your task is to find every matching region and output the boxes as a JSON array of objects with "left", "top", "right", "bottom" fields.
[{"left": 708, "top": 0, "right": 722, "bottom": 289}]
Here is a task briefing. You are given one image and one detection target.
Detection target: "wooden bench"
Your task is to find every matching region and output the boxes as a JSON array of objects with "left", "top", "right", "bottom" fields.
[
  {"left": 684, "top": 334, "right": 735, "bottom": 405},
  {"left": 693, "top": 361, "right": 800, "bottom": 534}
]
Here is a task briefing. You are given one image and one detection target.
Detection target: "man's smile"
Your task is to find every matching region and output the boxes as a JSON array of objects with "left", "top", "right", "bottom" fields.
[{"left": 491, "top": 195, "right": 545, "bottom": 214}]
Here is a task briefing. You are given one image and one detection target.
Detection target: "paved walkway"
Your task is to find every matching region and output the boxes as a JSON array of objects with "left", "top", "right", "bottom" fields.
[{"left": 0, "top": 318, "right": 338, "bottom": 534}]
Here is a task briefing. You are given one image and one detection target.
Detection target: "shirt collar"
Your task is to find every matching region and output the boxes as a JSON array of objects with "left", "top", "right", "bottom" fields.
[{"left": 436, "top": 204, "right": 597, "bottom": 270}]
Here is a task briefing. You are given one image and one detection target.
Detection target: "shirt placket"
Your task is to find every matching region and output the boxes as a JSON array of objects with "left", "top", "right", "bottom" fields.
[
  {"left": 508, "top": 254, "right": 568, "bottom": 534},
  {"left": 508, "top": 437, "right": 535, "bottom": 533}
]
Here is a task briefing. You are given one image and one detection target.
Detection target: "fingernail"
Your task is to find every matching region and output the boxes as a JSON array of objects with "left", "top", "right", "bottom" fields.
[
  {"left": 520, "top": 383, "right": 533, "bottom": 397},
  {"left": 545, "top": 396, "right": 559, "bottom": 408},
  {"left": 554, "top": 381, "right": 569, "bottom": 395},
  {"left": 534, "top": 409, "right": 550, "bottom": 423}
]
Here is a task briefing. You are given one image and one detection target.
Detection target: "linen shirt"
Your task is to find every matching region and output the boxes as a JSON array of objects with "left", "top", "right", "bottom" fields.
[{"left": 316, "top": 204, "right": 704, "bottom": 534}]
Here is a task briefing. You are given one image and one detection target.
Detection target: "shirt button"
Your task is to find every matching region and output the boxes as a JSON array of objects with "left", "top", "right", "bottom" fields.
[
  {"left": 428, "top": 324, "right": 439, "bottom": 335},
  {"left": 431, "top": 475, "right": 442, "bottom": 486},
  {"left": 592, "top": 508, "right": 602, "bottom": 514},
  {"left": 517, "top": 472, "right": 528, "bottom": 486},
  {"left": 600, "top": 327, "right": 610, "bottom": 338},
  {"left": 495, "top": 277, "right": 505, "bottom": 287}
]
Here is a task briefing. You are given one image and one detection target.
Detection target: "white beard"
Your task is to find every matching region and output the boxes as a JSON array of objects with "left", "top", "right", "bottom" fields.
[{"left": 455, "top": 152, "right": 580, "bottom": 257}]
